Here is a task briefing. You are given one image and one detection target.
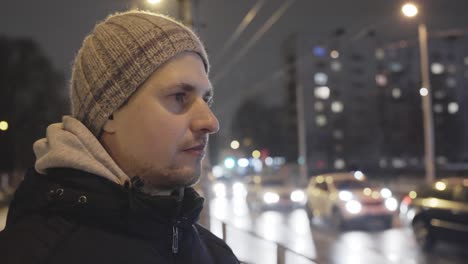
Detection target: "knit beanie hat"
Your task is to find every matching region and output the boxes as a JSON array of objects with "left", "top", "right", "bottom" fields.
[{"left": 70, "top": 10, "right": 209, "bottom": 136}]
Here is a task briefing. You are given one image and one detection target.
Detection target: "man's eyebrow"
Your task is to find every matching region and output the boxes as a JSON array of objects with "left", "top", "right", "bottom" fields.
[{"left": 172, "top": 82, "right": 213, "bottom": 97}]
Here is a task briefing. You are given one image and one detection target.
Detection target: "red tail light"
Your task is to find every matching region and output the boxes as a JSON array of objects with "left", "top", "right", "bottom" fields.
[{"left": 402, "top": 195, "right": 412, "bottom": 206}]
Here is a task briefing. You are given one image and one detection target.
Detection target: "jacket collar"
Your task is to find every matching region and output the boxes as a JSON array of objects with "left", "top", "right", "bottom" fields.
[{"left": 8, "top": 168, "right": 205, "bottom": 239}]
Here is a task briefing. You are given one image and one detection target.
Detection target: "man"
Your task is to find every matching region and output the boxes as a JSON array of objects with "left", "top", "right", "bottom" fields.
[{"left": 0, "top": 10, "right": 240, "bottom": 264}]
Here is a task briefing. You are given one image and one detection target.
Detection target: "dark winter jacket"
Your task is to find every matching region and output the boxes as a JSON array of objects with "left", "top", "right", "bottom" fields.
[{"left": 0, "top": 168, "right": 240, "bottom": 264}]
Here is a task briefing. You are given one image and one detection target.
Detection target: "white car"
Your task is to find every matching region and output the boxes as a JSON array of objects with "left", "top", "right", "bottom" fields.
[
  {"left": 305, "top": 171, "right": 398, "bottom": 229},
  {"left": 246, "top": 175, "right": 306, "bottom": 211}
]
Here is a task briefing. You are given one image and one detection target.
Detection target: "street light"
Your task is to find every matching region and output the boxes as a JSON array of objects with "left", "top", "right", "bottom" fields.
[
  {"left": 0, "top": 121, "right": 8, "bottom": 131},
  {"left": 402, "top": 2, "right": 436, "bottom": 184},
  {"left": 401, "top": 3, "right": 418, "bottom": 17},
  {"left": 147, "top": 0, "right": 162, "bottom": 4}
]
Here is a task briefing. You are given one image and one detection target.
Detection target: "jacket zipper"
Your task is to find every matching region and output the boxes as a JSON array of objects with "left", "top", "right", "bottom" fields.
[{"left": 172, "top": 225, "right": 179, "bottom": 254}]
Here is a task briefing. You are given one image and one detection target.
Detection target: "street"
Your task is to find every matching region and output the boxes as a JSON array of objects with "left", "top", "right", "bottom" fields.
[
  {"left": 208, "top": 197, "right": 467, "bottom": 264},
  {"left": 0, "top": 198, "right": 466, "bottom": 264}
]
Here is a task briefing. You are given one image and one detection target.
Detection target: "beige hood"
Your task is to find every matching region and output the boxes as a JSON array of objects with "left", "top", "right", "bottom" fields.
[{"left": 33, "top": 116, "right": 129, "bottom": 185}]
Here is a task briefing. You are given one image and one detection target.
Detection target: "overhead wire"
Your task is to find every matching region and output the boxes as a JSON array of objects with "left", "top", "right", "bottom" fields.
[
  {"left": 211, "top": 0, "right": 267, "bottom": 68},
  {"left": 211, "top": 0, "right": 297, "bottom": 86}
]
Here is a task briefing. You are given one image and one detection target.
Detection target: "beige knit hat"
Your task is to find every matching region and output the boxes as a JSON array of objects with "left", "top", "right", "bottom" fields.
[{"left": 70, "top": 10, "right": 209, "bottom": 136}]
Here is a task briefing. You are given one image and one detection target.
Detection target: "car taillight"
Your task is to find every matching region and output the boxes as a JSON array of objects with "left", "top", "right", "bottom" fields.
[{"left": 401, "top": 195, "right": 412, "bottom": 206}]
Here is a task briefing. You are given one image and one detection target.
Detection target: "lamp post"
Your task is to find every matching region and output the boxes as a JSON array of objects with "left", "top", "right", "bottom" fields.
[
  {"left": 177, "top": 0, "right": 193, "bottom": 28},
  {"left": 402, "top": 2, "right": 436, "bottom": 184}
]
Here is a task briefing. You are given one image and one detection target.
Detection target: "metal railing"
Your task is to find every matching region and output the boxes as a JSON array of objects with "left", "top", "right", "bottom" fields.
[{"left": 217, "top": 220, "right": 316, "bottom": 264}]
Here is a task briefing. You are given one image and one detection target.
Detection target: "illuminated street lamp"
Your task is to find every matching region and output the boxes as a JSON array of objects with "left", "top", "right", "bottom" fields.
[
  {"left": 402, "top": 2, "right": 436, "bottom": 184},
  {"left": 0, "top": 121, "right": 8, "bottom": 131},
  {"left": 401, "top": 3, "right": 418, "bottom": 17},
  {"left": 147, "top": 0, "right": 162, "bottom": 4}
]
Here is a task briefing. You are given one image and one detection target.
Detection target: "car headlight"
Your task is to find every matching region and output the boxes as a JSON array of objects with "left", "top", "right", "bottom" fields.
[
  {"left": 380, "top": 188, "right": 392, "bottom": 199},
  {"left": 263, "top": 192, "right": 280, "bottom": 204},
  {"left": 290, "top": 190, "right": 305, "bottom": 202},
  {"left": 232, "top": 182, "right": 247, "bottom": 198},
  {"left": 213, "top": 182, "right": 226, "bottom": 198},
  {"left": 339, "top": 190, "right": 353, "bottom": 201},
  {"left": 345, "top": 200, "right": 362, "bottom": 214},
  {"left": 385, "top": 197, "right": 398, "bottom": 211}
]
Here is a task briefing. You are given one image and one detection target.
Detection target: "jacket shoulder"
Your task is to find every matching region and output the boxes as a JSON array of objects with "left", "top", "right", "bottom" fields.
[
  {"left": 195, "top": 224, "right": 240, "bottom": 264},
  {"left": 0, "top": 214, "right": 78, "bottom": 264}
]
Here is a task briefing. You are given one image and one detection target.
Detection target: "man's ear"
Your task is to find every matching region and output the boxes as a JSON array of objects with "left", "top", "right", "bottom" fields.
[{"left": 102, "top": 114, "right": 117, "bottom": 133}]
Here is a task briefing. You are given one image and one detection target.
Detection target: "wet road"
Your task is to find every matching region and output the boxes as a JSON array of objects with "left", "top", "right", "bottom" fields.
[
  {"left": 208, "top": 197, "right": 467, "bottom": 264},
  {"left": 1, "top": 199, "right": 466, "bottom": 264}
]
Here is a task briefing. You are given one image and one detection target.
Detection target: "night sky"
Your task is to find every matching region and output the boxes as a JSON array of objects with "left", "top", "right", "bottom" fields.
[{"left": 2, "top": 0, "right": 468, "bottom": 145}]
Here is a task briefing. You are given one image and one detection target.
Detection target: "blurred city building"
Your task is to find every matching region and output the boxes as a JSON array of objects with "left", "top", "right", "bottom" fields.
[{"left": 289, "top": 30, "right": 468, "bottom": 176}]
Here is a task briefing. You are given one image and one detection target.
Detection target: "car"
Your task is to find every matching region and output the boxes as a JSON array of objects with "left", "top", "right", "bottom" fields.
[
  {"left": 305, "top": 171, "right": 398, "bottom": 229},
  {"left": 208, "top": 175, "right": 248, "bottom": 200},
  {"left": 399, "top": 177, "right": 468, "bottom": 250},
  {"left": 245, "top": 175, "right": 306, "bottom": 211}
]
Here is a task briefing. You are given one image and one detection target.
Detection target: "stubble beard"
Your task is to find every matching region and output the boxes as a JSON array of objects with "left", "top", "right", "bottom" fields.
[{"left": 134, "top": 156, "right": 203, "bottom": 193}]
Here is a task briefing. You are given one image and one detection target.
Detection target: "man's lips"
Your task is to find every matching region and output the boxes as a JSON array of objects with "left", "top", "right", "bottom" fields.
[{"left": 183, "top": 144, "right": 206, "bottom": 156}]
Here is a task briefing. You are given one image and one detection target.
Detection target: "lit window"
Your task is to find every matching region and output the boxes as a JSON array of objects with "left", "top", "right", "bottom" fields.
[
  {"left": 335, "top": 144, "right": 343, "bottom": 152},
  {"left": 379, "top": 158, "right": 388, "bottom": 168},
  {"left": 434, "top": 90, "right": 446, "bottom": 99},
  {"left": 314, "top": 86, "right": 330, "bottom": 99},
  {"left": 436, "top": 156, "right": 447, "bottom": 165},
  {"left": 389, "top": 62, "right": 403, "bottom": 72},
  {"left": 331, "top": 61, "right": 342, "bottom": 72},
  {"left": 431, "top": 63, "right": 444, "bottom": 74},
  {"left": 464, "top": 57, "right": 468, "bottom": 66},
  {"left": 314, "top": 101, "right": 324, "bottom": 111},
  {"left": 392, "top": 158, "right": 406, "bottom": 168},
  {"left": 333, "top": 130, "right": 343, "bottom": 139},
  {"left": 375, "top": 48, "right": 385, "bottom": 60},
  {"left": 392, "top": 88, "right": 401, "bottom": 99},
  {"left": 375, "top": 74, "right": 387, "bottom": 86},
  {"left": 334, "top": 159, "right": 345, "bottom": 169},
  {"left": 448, "top": 102, "right": 459, "bottom": 114},
  {"left": 330, "top": 50, "right": 339, "bottom": 59},
  {"left": 314, "top": 72, "right": 328, "bottom": 85},
  {"left": 313, "top": 46, "right": 326, "bottom": 57},
  {"left": 331, "top": 101, "right": 343, "bottom": 113},
  {"left": 447, "top": 64, "right": 457, "bottom": 74},
  {"left": 316, "top": 115, "right": 327, "bottom": 126},
  {"left": 446, "top": 77, "right": 457, "bottom": 88},
  {"left": 433, "top": 104, "right": 443, "bottom": 113}
]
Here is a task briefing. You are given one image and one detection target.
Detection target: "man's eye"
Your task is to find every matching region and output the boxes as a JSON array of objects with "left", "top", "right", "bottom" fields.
[{"left": 174, "top": 93, "right": 186, "bottom": 103}]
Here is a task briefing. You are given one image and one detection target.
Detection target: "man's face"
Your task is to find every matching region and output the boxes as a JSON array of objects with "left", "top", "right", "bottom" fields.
[{"left": 102, "top": 52, "right": 219, "bottom": 190}]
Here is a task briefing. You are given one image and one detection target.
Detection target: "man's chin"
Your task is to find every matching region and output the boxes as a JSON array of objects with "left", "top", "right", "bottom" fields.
[{"left": 144, "top": 165, "right": 201, "bottom": 189}]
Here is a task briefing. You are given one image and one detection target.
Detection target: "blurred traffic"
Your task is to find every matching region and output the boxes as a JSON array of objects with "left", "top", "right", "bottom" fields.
[
  {"left": 202, "top": 152, "right": 468, "bottom": 263},
  {"left": 400, "top": 177, "right": 468, "bottom": 251},
  {"left": 305, "top": 171, "right": 397, "bottom": 230}
]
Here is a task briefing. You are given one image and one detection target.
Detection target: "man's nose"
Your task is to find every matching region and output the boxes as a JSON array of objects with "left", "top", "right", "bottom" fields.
[{"left": 190, "top": 99, "right": 220, "bottom": 134}]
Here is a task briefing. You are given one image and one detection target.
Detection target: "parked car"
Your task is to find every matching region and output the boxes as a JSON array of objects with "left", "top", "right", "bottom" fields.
[
  {"left": 305, "top": 171, "right": 398, "bottom": 229},
  {"left": 245, "top": 175, "right": 306, "bottom": 211},
  {"left": 399, "top": 177, "right": 468, "bottom": 250}
]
